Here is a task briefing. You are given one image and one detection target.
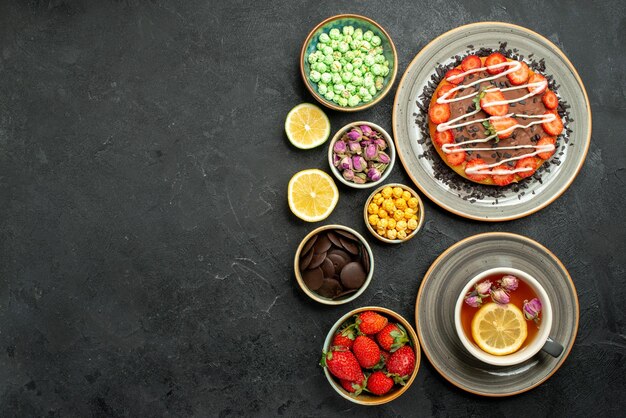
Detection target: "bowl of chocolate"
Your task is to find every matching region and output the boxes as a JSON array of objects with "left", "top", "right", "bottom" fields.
[{"left": 294, "top": 225, "right": 374, "bottom": 305}]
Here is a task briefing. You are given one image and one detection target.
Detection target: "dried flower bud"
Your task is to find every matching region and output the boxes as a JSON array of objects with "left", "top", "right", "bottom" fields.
[
  {"left": 333, "top": 140, "right": 347, "bottom": 154},
  {"left": 377, "top": 152, "right": 391, "bottom": 164},
  {"left": 333, "top": 154, "right": 342, "bottom": 167},
  {"left": 367, "top": 167, "right": 381, "bottom": 182},
  {"left": 353, "top": 172, "right": 367, "bottom": 184},
  {"left": 464, "top": 294, "right": 482, "bottom": 308},
  {"left": 348, "top": 141, "right": 362, "bottom": 153},
  {"left": 360, "top": 125, "right": 373, "bottom": 137},
  {"left": 491, "top": 288, "right": 510, "bottom": 305},
  {"left": 474, "top": 280, "right": 492, "bottom": 297},
  {"left": 373, "top": 138, "right": 387, "bottom": 150},
  {"left": 342, "top": 169, "right": 355, "bottom": 181},
  {"left": 499, "top": 275, "right": 519, "bottom": 291},
  {"left": 364, "top": 144, "right": 378, "bottom": 160},
  {"left": 523, "top": 298, "right": 542, "bottom": 321},
  {"left": 347, "top": 129, "right": 361, "bottom": 142},
  {"left": 352, "top": 155, "right": 367, "bottom": 172},
  {"left": 340, "top": 156, "right": 353, "bottom": 171}
]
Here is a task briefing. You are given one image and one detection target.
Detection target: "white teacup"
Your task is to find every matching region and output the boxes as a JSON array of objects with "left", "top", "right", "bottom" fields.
[{"left": 454, "top": 267, "right": 562, "bottom": 367}]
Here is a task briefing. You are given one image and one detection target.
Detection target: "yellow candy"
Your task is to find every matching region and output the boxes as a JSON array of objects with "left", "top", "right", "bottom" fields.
[
  {"left": 404, "top": 208, "right": 415, "bottom": 219},
  {"left": 408, "top": 197, "right": 419, "bottom": 209},
  {"left": 392, "top": 187, "right": 403, "bottom": 198},
  {"left": 374, "top": 193, "right": 382, "bottom": 200},
  {"left": 375, "top": 196, "right": 385, "bottom": 206},
  {"left": 411, "top": 215, "right": 418, "bottom": 221},
  {"left": 386, "top": 229, "right": 397, "bottom": 240},
  {"left": 388, "top": 218, "right": 396, "bottom": 229},
  {"left": 377, "top": 227, "right": 386, "bottom": 236},
  {"left": 397, "top": 230, "right": 407, "bottom": 240},
  {"left": 368, "top": 202, "right": 379, "bottom": 214},
  {"left": 378, "top": 209, "right": 388, "bottom": 219},
  {"left": 408, "top": 218, "right": 418, "bottom": 230},
  {"left": 379, "top": 218, "right": 388, "bottom": 229},
  {"left": 395, "top": 198, "right": 407, "bottom": 210},
  {"left": 368, "top": 214, "right": 379, "bottom": 226},
  {"left": 393, "top": 210, "right": 404, "bottom": 222},
  {"left": 381, "top": 186, "right": 393, "bottom": 198},
  {"left": 402, "top": 191, "right": 412, "bottom": 201},
  {"left": 396, "top": 220, "right": 407, "bottom": 231},
  {"left": 383, "top": 199, "right": 395, "bottom": 213}
]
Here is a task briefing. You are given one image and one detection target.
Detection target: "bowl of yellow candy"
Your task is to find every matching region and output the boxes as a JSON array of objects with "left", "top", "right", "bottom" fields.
[{"left": 363, "top": 184, "right": 425, "bottom": 244}]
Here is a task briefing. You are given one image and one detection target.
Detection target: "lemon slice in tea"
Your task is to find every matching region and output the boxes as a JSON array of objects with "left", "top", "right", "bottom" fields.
[{"left": 471, "top": 302, "right": 528, "bottom": 356}]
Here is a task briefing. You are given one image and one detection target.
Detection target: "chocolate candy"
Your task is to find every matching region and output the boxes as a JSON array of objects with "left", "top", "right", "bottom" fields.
[
  {"left": 340, "top": 262, "right": 366, "bottom": 289},
  {"left": 308, "top": 252, "right": 327, "bottom": 270},
  {"left": 297, "top": 228, "right": 371, "bottom": 300},
  {"left": 314, "top": 234, "right": 332, "bottom": 254},
  {"left": 302, "top": 267, "right": 324, "bottom": 291},
  {"left": 320, "top": 258, "right": 335, "bottom": 278}
]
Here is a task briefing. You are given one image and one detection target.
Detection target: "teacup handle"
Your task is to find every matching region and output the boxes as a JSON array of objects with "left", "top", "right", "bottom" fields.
[{"left": 541, "top": 337, "right": 564, "bottom": 358}]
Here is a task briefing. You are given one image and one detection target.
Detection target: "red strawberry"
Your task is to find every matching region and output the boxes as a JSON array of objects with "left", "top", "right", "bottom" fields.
[
  {"left": 445, "top": 148, "right": 466, "bottom": 166},
  {"left": 515, "top": 157, "right": 537, "bottom": 179},
  {"left": 542, "top": 112, "right": 563, "bottom": 136},
  {"left": 485, "top": 52, "right": 507, "bottom": 74},
  {"left": 461, "top": 55, "right": 482, "bottom": 72},
  {"left": 527, "top": 73, "right": 548, "bottom": 95},
  {"left": 506, "top": 61, "right": 529, "bottom": 85},
  {"left": 480, "top": 90, "right": 508, "bottom": 116},
  {"left": 433, "top": 130, "right": 454, "bottom": 147},
  {"left": 387, "top": 346, "right": 416, "bottom": 378},
  {"left": 444, "top": 68, "right": 464, "bottom": 85},
  {"left": 537, "top": 136, "right": 556, "bottom": 160},
  {"left": 542, "top": 90, "right": 558, "bottom": 109},
  {"left": 366, "top": 371, "right": 394, "bottom": 396},
  {"left": 340, "top": 373, "right": 365, "bottom": 395},
  {"left": 491, "top": 165, "right": 515, "bottom": 186},
  {"left": 376, "top": 323, "right": 409, "bottom": 352},
  {"left": 321, "top": 349, "right": 363, "bottom": 382},
  {"left": 490, "top": 117, "right": 518, "bottom": 139},
  {"left": 437, "top": 84, "right": 457, "bottom": 99},
  {"left": 352, "top": 336, "right": 381, "bottom": 369},
  {"left": 428, "top": 102, "right": 451, "bottom": 124},
  {"left": 356, "top": 311, "right": 388, "bottom": 335},
  {"left": 332, "top": 330, "right": 355, "bottom": 350},
  {"left": 464, "top": 159, "right": 490, "bottom": 182}
]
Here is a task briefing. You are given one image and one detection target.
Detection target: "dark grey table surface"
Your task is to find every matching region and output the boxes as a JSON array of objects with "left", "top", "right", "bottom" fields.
[{"left": 1, "top": 1, "right": 624, "bottom": 417}]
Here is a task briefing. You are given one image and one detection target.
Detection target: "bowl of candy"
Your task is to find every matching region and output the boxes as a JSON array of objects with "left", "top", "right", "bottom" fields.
[
  {"left": 300, "top": 14, "right": 398, "bottom": 112},
  {"left": 328, "top": 121, "right": 396, "bottom": 189},
  {"left": 363, "top": 183, "right": 425, "bottom": 243}
]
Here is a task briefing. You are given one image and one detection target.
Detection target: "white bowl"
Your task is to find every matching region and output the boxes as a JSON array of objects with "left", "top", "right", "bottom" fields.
[{"left": 454, "top": 267, "right": 553, "bottom": 366}]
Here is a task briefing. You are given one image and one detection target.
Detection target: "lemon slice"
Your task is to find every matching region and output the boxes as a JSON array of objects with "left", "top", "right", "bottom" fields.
[
  {"left": 285, "top": 103, "right": 330, "bottom": 149},
  {"left": 471, "top": 302, "right": 528, "bottom": 356},
  {"left": 288, "top": 169, "right": 338, "bottom": 222}
]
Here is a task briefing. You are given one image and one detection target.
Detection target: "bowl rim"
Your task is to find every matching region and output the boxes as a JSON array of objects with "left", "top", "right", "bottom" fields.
[
  {"left": 299, "top": 13, "right": 399, "bottom": 112},
  {"left": 327, "top": 121, "right": 396, "bottom": 189},
  {"left": 322, "top": 306, "right": 421, "bottom": 405},
  {"left": 294, "top": 224, "right": 374, "bottom": 305},
  {"left": 363, "top": 183, "right": 425, "bottom": 243}
]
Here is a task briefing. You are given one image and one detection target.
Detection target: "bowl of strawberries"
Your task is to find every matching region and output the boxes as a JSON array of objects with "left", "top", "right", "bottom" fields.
[{"left": 320, "top": 306, "right": 420, "bottom": 405}]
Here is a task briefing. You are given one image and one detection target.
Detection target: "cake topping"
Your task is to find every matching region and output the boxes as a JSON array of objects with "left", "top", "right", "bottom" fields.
[{"left": 430, "top": 54, "right": 558, "bottom": 177}]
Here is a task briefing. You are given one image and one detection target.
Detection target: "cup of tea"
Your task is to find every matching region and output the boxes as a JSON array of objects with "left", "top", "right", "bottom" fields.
[{"left": 454, "top": 267, "right": 563, "bottom": 366}]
